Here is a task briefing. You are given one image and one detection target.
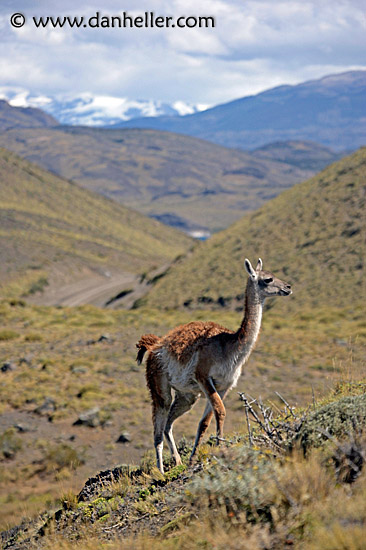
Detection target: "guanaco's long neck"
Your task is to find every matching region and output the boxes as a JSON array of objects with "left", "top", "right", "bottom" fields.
[{"left": 234, "top": 278, "right": 263, "bottom": 358}]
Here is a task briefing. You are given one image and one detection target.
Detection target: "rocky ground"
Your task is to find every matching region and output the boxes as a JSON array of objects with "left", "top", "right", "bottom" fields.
[{"left": 2, "top": 385, "right": 366, "bottom": 550}]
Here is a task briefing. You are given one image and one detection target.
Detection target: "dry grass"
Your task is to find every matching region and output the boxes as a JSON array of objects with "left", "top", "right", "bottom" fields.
[
  {"left": 0, "top": 148, "right": 192, "bottom": 298},
  {"left": 0, "top": 128, "right": 317, "bottom": 233},
  {"left": 0, "top": 297, "right": 365, "bottom": 532},
  {"left": 144, "top": 148, "right": 366, "bottom": 312},
  {"left": 23, "top": 430, "right": 366, "bottom": 550}
]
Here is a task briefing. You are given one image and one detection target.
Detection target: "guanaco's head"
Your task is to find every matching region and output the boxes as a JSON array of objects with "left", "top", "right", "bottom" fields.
[{"left": 244, "top": 258, "right": 292, "bottom": 299}]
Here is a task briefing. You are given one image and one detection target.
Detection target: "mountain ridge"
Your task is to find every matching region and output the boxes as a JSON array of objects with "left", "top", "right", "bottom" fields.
[
  {"left": 0, "top": 127, "right": 339, "bottom": 233},
  {"left": 0, "top": 147, "right": 191, "bottom": 299},
  {"left": 141, "top": 147, "right": 366, "bottom": 311},
  {"left": 0, "top": 99, "right": 57, "bottom": 130},
  {"left": 113, "top": 71, "right": 366, "bottom": 151},
  {"left": 0, "top": 88, "right": 206, "bottom": 127}
]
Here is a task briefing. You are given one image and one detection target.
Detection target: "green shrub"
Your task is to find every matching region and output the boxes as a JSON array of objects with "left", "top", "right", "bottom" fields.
[
  {"left": 41, "top": 443, "right": 85, "bottom": 472},
  {"left": 26, "top": 277, "right": 49, "bottom": 295},
  {"left": 0, "top": 429, "right": 23, "bottom": 459},
  {"left": 186, "top": 446, "right": 278, "bottom": 524},
  {"left": 293, "top": 393, "right": 366, "bottom": 451},
  {"left": 24, "top": 333, "right": 43, "bottom": 342},
  {"left": 0, "top": 330, "right": 20, "bottom": 341}
]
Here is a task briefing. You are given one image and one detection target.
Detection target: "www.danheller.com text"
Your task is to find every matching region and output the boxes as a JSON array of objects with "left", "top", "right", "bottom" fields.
[{"left": 10, "top": 11, "right": 216, "bottom": 30}]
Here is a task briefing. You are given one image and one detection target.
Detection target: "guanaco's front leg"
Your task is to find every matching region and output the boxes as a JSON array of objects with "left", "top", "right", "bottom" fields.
[{"left": 195, "top": 375, "right": 226, "bottom": 449}]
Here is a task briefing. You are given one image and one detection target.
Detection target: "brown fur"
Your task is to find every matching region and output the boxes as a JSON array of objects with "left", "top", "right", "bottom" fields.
[
  {"left": 136, "top": 333, "right": 160, "bottom": 365},
  {"left": 196, "top": 365, "right": 226, "bottom": 437},
  {"left": 145, "top": 352, "right": 170, "bottom": 413},
  {"left": 162, "top": 321, "right": 234, "bottom": 363},
  {"left": 135, "top": 258, "right": 292, "bottom": 473}
]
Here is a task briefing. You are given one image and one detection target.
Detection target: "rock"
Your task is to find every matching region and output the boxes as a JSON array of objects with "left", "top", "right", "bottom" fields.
[
  {"left": 14, "top": 423, "right": 32, "bottom": 433},
  {"left": 34, "top": 397, "right": 56, "bottom": 416},
  {"left": 86, "top": 334, "right": 112, "bottom": 345},
  {"left": 77, "top": 464, "right": 133, "bottom": 502},
  {"left": 73, "top": 407, "right": 101, "bottom": 428},
  {"left": 335, "top": 338, "right": 348, "bottom": 347},
  {"left": 71, "top": 366, "right": 89, "bottom": 374},
  {"left": 1, "top": 361, "right": 17, "bottom": 372},
  {"left": 86, "top": 338, "right": 96, "bottom": 345},
  {"left": 98, "top": 334, "right": 111, "bottom": 342},
  {"left": 19, "top": 354, "right": 33, "bottom": 367},
  {"left": 333, "top": 440, "right": 365, "bottom": 483},
  {"left": 116, "top": 432, "right": 131, "bottom": 444}
]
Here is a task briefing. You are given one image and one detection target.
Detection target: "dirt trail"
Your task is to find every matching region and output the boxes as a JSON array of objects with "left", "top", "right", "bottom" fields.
[
  {"left": 32, "top": 264, "right": 169, "bottom": 309},
  {"left": 35, "top": 273, "right": 138, "bottom": 308}
]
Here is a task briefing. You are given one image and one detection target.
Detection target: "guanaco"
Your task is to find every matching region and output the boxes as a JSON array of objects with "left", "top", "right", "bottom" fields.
[{"left": 136, "top": 258, "right": 292, "bottom": 473}]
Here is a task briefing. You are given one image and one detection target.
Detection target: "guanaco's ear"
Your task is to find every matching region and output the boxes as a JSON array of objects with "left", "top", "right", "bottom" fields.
[
  {"left": 244, "top": 258, "right": 257, "bottom": 279},
  {"left": 256, "top": 258, "right": 263, "bottom": 272}
]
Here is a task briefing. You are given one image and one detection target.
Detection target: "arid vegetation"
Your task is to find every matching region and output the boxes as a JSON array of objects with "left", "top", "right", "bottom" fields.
[
  {"left": 143, "top": 148, "right": 366, "bottom": 311},
  {"left": 0, "top": 297, "right": 365, "bottom": 537},
  {"left": 0, "top": 128, "right": 323, "bottom": 233},
  {"left": 1, "top": 146, "right": 365, "bottom": 548},
  {"left": 2, "top": 364, "right": 366, "bottom": 549},
  {"left": 0, "top": 148, "right": 191, "bottom": 299}
]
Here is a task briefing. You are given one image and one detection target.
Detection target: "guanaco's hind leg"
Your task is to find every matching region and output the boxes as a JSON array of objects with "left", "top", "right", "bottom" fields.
[
  {"left": 146, "top": 354, "right": 172, "bottom": 474},
  {"left": 164, "top": 392, "right": 199, "bottom": 465}
]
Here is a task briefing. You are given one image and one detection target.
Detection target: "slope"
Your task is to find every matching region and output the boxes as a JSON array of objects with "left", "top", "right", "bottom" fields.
[
  {"left": 0, "top": 126, "right": 322, "bottom": 233},
  {"left": 142, "top": 148, "right": 366, "bottom": 311},
  {"left": 0, "top": 100, "right": 57, "bottom": 130},
  {"left": 252, "top": 140, "right": 342, "bottom": 172},
  {"left": 114, "top": 71, "right": 366, "bottom": 151},
  {"left": 2, "top": 376, "right": 366, "bottom": 548},
  {"left": 0, "top": 148, "right": 191, "bottom": 299}
]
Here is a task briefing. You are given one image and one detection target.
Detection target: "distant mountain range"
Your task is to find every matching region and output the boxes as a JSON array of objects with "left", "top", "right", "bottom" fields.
[
  {"left": 0, "top": 88, "right": 206, "bottom": 127},
  {"left": 113, "top": 71, "right": 366, "bottom": 151},
  {"left": 0, "top": 70, "right": 360, "bottom": 233},
  {"left": 1, "top": 71, "right": 365, "bottom": 153},
  {"left": 0, "top": 99, "right": 57, "bottom": 129}
]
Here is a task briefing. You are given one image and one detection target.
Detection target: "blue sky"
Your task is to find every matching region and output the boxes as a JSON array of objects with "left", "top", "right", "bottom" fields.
[{"left": 0, "top": 0, "right": 365, "bottom": 106}]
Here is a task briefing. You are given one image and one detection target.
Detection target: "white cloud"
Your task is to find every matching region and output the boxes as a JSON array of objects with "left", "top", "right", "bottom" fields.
[{"left": 0, "top": 0, "right": 365, "bottom": 106}]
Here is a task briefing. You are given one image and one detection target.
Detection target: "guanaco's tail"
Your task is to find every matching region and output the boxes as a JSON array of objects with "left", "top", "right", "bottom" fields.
[{"left": 136, "top": 334, "right": 160, "bottom": 365}]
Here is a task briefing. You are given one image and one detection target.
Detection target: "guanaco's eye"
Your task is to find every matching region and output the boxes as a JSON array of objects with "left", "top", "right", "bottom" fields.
[{"left": 263, "top": 277, "right": 273, "bottom": 284}]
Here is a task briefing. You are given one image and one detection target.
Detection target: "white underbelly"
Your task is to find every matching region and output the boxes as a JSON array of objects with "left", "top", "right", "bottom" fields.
[
  {"left": 211, "top": 354, "right": 249, "bottom": 390},
  {"left": 154, "top": 349, "right": 248, "bottom": 395}
]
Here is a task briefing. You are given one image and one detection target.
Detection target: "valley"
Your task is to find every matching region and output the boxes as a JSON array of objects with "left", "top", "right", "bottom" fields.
[
  {"left": 0, "top": 73, "right": 365, "bottom": 547},
  {"left": 1, "top": 149, "right": 365, "bottom": 534},
  {"left": 143, "top": 148, "right": 366, "bottom": 312},
  {"left": 0, "top": 126, "right": 322, "bottom": 234},
  {"left": 0, "top": 148, "right": 191, "bottom": 302}
]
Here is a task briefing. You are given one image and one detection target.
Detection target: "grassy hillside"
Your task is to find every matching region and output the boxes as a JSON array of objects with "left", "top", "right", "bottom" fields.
[
  {"left": 1, "top": 144, "right": 365, "bottom": 529},
  {"left": 143, "top": 148, "right": 366, "bottom": 312},
  {"left": 0, "top": 298, "right": 365, "bottom": 532},
  {"left": 2, "top": 369, "right": 366, "bottom": 549},
  {"left": 0, "top": 148, "right": 191, "bottom": 298},
  {"left": 0, "top": 127, "right": 318, "bottom": 233},
  {"left": 252, "top": 140, "right": 342, "bottom": 171}
]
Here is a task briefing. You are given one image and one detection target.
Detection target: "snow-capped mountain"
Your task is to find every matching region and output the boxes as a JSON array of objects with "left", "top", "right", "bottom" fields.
[{"left": 0, "top": 87, "right": 207, "bottom": 126}]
